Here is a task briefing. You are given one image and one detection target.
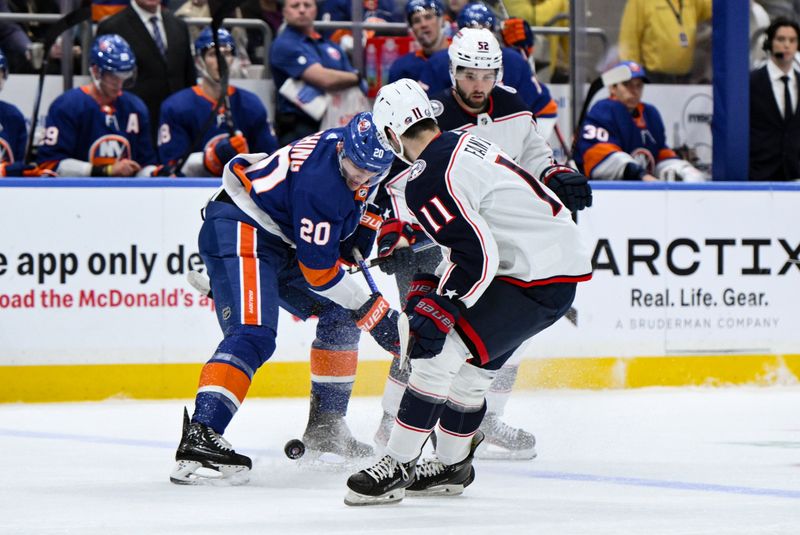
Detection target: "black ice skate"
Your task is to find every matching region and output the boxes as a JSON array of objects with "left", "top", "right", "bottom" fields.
[
  {"left": 302, "top": 393, "right": 373, "bottom": 459},
  {"left": 476, "top": 413, "right": 537, "bottom": 460},
  {"left": 344, "top": 454, "right": 418, "bottom": 506},
  {"left": 170, "top": 407, "right": 252, "bottom": 485},
  {"left": 407, "top": 430, "right": 484, "bottom": 496}
]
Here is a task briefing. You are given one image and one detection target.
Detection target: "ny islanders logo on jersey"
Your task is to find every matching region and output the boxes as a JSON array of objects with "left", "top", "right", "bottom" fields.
[
  {"left": 89, "top": 135, "right": 132, "bottom": 165},
  {"left": 326, "top": 47, "right": 341, "bottom": 61},
  {"left": 631, "top": 148, "right": 656, "bottom": 174}
]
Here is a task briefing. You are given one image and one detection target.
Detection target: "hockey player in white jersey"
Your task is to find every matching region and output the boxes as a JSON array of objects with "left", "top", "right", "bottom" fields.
[
  {"left": 372, "top": 28, "right": 592, "bottom": 460},
  {"left": 344, "top": 79, "right": 593, "bottom": 505}
]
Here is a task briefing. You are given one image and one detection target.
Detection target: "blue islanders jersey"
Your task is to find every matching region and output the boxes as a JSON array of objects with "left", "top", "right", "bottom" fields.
[
  {"left": 37, "top": 86, "right": 156, "bottom": 170},
  {"left": 157, "top": 85, "right": 278, "bottom": 170},
  {"left": 270, "top": 26, "right": 355, "bottom": 118},
  {"left": 224, "top": 129, "right": 372, "bottom": 293},
  {"left": 388, "top": 50, "right": 433, "bottom": 84},
  {"left": 575, "top": 98, "right": 678, "bottom": 178},
  {"left": 418, "top": 47, "right": 556, "bottom": 118},
  {"left": 0, "top": 100, "right": 27, "bottom": 164},
  {"left": 321, "top": 0, "right": 397, "bottom": 22}
]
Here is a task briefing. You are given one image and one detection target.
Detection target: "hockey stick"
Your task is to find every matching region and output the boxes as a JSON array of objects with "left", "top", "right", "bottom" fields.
[
  {"left": 24, "top": 0, "right": 93, "bottom": 164},
  {"left": 570, "top": 76, "right": 604, "bottom": 168},
  {"left": 285, "top": 247, "right": 404, "bottom": 460},
  {"left": 166, "top": 0, "right": 245, "bottom": 175},
  {"left": 210, "top": 0, "right": 241, "bottom": 136},
  {"left": 347, "top": 239, "right": 438, "bottom": 274}
]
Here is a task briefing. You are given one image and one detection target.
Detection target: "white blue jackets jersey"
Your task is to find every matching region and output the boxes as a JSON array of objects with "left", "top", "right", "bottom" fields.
[
  {"left": 37, "top": 85, "right": 156, "bottom": 175},
  {"left": 431, "top": 85, "right": 554, "bottom": 173},
  {"left": 405, "top": 131, "right": 592, "bottom": 307},
  {"left": 157, "top": 85, "right": 278, "bottom": 175},
  {"left": 378, "top": 85, "right": 556, "bottom": 225},
  {"left": 575, "top": 98, "right": 679, "bottom": 179},
  {"left": 221, "top": 130, "right": 374, "bottom": 310},
  {"left": 0, "top": 101, "right": 27, "bottom": 164}
]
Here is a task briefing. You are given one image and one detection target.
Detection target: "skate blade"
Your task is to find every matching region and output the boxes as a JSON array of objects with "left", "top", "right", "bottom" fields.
[
  {"left": 406, "top": 484, "right": 466, "bottom": 497},
  {"left": 344, "top": 487, "right": 406, "bottom": 506},
  {"left": 475, "top": 442, "right": 537, "bottom": 461},
  {"left": 169, "top": 460, "right": 250, "bottom": 486}
]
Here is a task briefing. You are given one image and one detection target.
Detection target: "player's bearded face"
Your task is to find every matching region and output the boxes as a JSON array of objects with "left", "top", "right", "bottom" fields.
[
  {"left": 454, "top": 68, "right": 496, "bottom": 109},
  {"left": 339, "top": 155, "right": 379, "bottom": 191}
]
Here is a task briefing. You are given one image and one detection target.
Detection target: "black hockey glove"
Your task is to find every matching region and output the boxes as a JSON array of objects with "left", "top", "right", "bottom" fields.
[
  {"left": 407, "top": 293, "right": 461, "bottom": 360},
  {"left": 353, "top": 293, "right": 400, "bottom": 355},
  {"left": 541, "top": 165, "right": 593, "bottom": 212},
  {"left": 377, "top": 218, "right": 416, "bottom": 257},
  {"left": 403, "top": 273, "right": 440, "bottom": 313},
  {"left": 340, "top": 204, "right": 382, "bottom": 265}
]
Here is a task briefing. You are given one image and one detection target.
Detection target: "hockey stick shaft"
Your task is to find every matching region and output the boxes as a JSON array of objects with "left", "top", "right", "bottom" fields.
[
  {"left": 167, "top": 2, "right": 245, "bottom": 175},
  {"left": 25, "top": 0, "right": 92, "bottom": 164},
  {"left": 351, "top": 248, "right": 379, "bottom": 294},
  {"left": 348, "top": 239, "right": 438, "bottom": 274}
]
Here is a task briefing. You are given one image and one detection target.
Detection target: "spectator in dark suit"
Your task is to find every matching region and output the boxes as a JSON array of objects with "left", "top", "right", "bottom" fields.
[
  {"left": 97, "top": 0, "right": 195, "bottom": 142},
  {"left": 750, "top": 17, "right": 800, "bottom": 180}
]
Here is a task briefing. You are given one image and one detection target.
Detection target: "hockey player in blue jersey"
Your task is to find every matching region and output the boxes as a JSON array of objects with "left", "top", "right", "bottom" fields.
[
  {"left": 345, "top": 79, "right": 592, "bottom": 505},
  {"left": 157, "top": 27, "right": 278, "bottom": 177},
  {"left": 0, "top": 48, "right": 54, "bottom": 177},
  {"left": 36, "top": 34, "right": 159, "bottom": 177},
  {"left": 372, "top": 28, "right": 590, "bottom": 461},
  {"left": 575, "top": 61, "right": 706, "bottom": 182},
  {"left": 387, "top": 0, "right": 450, "bottom": 84},
  {"left": 170, "top": 112, "right": 401, "bottom": 484},
  {"left": 418, "top": 3, "right": 558, "bottom": 133}
]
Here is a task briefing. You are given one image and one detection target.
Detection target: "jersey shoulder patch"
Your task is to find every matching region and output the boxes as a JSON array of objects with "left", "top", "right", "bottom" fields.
[
  {"left": 496, "top": 83, "right": 517, "bottom": 94},
  {"left": 431, "top": 99, "right": 444, "bottom": 117}
]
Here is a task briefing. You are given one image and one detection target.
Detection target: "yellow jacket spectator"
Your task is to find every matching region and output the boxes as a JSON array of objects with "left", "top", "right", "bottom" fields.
[
  {"left": 507, "top": 0, "right": 570, "bottom": 82},
  {"left": 619, "top": 0, "right": 712, "bottom": 82}
]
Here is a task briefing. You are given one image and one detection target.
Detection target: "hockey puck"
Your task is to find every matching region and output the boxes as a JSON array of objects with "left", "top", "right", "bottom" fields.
[{"left": 284, "top": 438, "right": 305, "bottom": 459}]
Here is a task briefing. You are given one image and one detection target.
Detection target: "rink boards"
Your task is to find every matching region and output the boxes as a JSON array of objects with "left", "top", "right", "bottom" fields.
[{"left": 0, "top": 179, "right": 798, "bottom": 402}]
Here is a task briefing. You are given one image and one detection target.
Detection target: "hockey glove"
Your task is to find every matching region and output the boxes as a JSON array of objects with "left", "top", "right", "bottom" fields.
[
  {"left": 377, "top": 218, "right": 416, "bottom": 257},
  {"left": 502, "top": 18, "right": 534, "bottom": 56},
  {"left": 340, "top": 204, "right": 382, "bottom": 265},
  {"left": 403, "top": 273, "right": 440, "bottom": 313},
  {"left": 1, "top": 161, "right": 57, "bottom": 177},
  {"left": 353, "top": 293, "right": 400, "bottom": 355},
  {"left": 204, "top": 132, "right": 249, "bottom": 176},
  {"left": 407, "top": 293, "right": 461, "bottom": 359},
  {"left": 541, "top": 165, "right": 593, "bottom": 212}
]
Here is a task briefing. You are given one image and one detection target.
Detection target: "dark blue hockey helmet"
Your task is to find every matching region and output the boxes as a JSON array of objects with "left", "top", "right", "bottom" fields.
[
  {"left": 342, "top": 112, "right": 394, "bottom": 178},
  {"left": 406, "top": 0, "right": 444, "bottom": 23},
  {"left": 194, "top": 26, "right": 237, "bottom": 57},
  {"left": 457, "top": 3, "right": 497, "bottom": 31},
  {"left": 90, "top": 34, "right": 136, "bottom": 77}
]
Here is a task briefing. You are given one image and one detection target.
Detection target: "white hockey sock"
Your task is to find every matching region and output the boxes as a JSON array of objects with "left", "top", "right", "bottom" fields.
[
  {"left": 385, "top": 421, "right": 431, "bottom": 463},
  {"left": 380, "top": 374, "right": 407, "bottom": 417}
]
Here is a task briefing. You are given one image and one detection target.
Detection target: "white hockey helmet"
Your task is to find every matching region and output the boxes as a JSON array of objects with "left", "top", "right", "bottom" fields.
[
  {"left": 372, "top": 78, "right": 436, "bottom": 164},
  {"left": 448, "top": 28, "right": 503, "bottom": 88}
]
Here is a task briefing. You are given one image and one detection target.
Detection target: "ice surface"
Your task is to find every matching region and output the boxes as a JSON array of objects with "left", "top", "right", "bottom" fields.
[{"left": 2, "top": 387, "right": 799, "bottom": 534}]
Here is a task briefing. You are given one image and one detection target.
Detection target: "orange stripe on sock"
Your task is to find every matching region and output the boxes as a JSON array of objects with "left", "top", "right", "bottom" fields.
[
  {"left": 198, "top": 362, "right": 251, "bottom": 404},
  {"left": 238, "top": 223, "right": 260, "bottom": 325},
  {"left": 309, "top": 348, "right": 358, "bottom": 377}
]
